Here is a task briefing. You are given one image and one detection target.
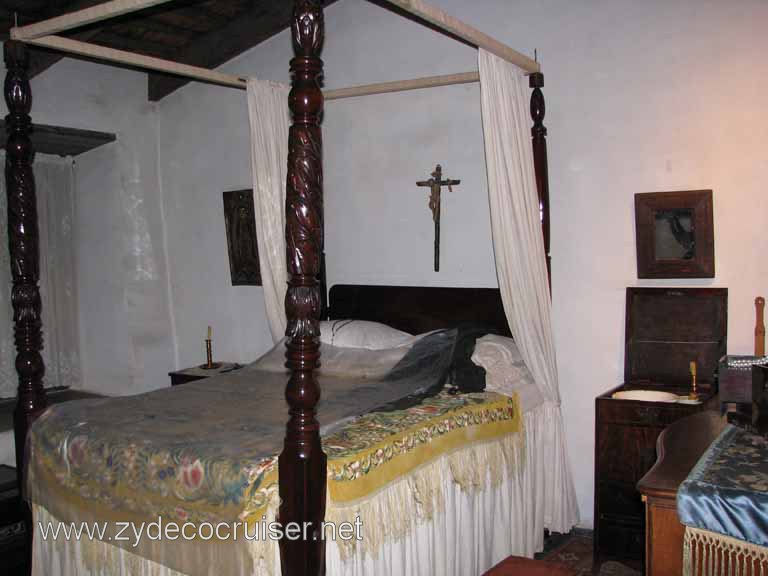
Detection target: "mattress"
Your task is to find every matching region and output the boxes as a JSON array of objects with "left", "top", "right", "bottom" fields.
[
  {"left": 32, "top": 391, "right": 545, "bottom": 576},
  {"left": 26, "top": 331, "right": 532, "bottom": 576}
]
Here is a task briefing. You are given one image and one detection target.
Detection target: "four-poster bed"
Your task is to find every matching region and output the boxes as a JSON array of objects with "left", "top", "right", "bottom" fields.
[{"left": 4, "top": 1, "right": 563, "bottom": 574}]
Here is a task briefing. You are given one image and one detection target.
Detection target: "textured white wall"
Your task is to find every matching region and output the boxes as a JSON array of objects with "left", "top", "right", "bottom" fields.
[
  {"left": 158, "top": 0, "right": 768, "bottom": 527},
  {"left": 0, "top": 56, "right": 174, "bottom": 396},
  {"left": 6, "top": 0, "right": 765, "bottom": 529},
  {"left": 155, "top": 49, "right": 284, "bottom": 368}
]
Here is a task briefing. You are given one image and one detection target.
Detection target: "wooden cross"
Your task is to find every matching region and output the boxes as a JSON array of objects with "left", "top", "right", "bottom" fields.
[{"left": 416, "top": 164, "right": 460, "bottom": 272}]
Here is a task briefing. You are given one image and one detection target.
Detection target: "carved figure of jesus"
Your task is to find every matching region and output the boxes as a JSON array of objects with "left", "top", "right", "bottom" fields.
[{"left": 416, "top": 164, "right": 460, "bottom": 271}]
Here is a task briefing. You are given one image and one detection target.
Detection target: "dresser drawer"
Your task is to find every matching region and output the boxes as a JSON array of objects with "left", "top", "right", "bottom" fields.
[{"left": 596, "top": 421, "right": 661, "bottom": 483}]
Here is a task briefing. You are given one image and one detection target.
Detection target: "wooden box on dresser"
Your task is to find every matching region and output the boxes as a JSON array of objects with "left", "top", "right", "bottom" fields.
[{"left": 593, "top": 287, "right": 726, "bottom": 567}]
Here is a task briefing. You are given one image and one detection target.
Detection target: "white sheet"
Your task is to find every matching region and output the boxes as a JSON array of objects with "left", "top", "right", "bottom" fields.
[
  {"left": 251, "top": 338, "right": 411, "bottom": 379},
  {"left": 319, "top": 320, "right": 415, "bottom": 350},
  {"left": 252, "top": 336, "right": 543, "bottom": 413}
]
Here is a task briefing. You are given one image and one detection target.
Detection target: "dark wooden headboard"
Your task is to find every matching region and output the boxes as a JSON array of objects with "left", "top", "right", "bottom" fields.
[{"left": 328, "top": 284, "right": 511, "bottom": 336}]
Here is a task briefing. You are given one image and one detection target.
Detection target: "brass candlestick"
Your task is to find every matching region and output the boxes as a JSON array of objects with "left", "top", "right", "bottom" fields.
[
  {"left": 205, "top": 339, "right": 213, "bottom": 369},
  {"left": 757, "top": 297, "right": 766, "bottom": 357},
  {"left": 201, "top": 325, "right": 220, "bottom": 370},
  {"left": 689, "top": 360, "right": 699, "bottom": 400}
]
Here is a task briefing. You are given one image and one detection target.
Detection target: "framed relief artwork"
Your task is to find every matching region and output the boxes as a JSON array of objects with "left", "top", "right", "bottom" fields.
[
  {"left": 223, "top": 189, "right": 262, "bottom": 286},
  {"left": 634, "top": 190, "right": 714, "bottom": 279}
]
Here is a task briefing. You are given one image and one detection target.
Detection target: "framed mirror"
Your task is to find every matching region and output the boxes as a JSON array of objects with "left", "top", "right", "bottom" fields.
[{"left": 634, "top": 190, "right": 714, "bottom": 278}]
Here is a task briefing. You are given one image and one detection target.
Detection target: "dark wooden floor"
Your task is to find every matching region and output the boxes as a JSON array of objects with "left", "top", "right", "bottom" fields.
[{"left": 537, "top": 530, "right": 642, "bottom": 576}]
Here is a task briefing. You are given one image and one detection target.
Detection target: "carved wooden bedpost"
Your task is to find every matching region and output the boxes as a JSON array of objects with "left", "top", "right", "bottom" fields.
[
  {"left": 529, "top": 72, "right": 551, "bottom": 289},
  {"left": 279, "top": 1, "right": 326, "bottom": 575},
  {"left": 4, "top": 40, "right": 47, "bottom": 489}
]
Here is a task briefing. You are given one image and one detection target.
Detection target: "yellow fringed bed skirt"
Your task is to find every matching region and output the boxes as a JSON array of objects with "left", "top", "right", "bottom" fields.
[
  {"left": 328, "top": 428, "right": 525, "bottom": 560},
  {"left": 684, "top": 526, "right": 768, "bottom": 576}
]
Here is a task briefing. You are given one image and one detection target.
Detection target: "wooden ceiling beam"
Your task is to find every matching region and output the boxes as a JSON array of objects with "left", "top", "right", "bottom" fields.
[
  {"left": 147, "top": 0, "right": 340, "bottom": 101},
  {"left": 91, "top": 30, "right": 180, "bottom": 59},
  {"left": 11, "top": 0, "right": 174, "bottom": 40},
  {"left": 106, "top": 23, "right": 192, "bottom": 50},
  {"left": 28, "top": 28, "right": 101, "bottom": 78},
  {"left": 146, "top": 2, "right": 290, "bottom": 101},
  {"left": 147, "top": 9, "right": 229, "bottom": 34},
  {"left": 4, "top": 0, "right": 106, "bottom": 79},
  {"left": 24, "top": 35, "right": 247, "bottom": 90}
]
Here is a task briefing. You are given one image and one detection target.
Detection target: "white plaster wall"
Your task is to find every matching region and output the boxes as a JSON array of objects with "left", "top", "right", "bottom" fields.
[
  {"left": 0, "top": 55, "right": 173, "bottom": 396},
  {"left": 156, "top": 57, "right": 283, "bottom": 368},
  {"left": 157, "top": 0, "right": 768, "bottom": 528}
]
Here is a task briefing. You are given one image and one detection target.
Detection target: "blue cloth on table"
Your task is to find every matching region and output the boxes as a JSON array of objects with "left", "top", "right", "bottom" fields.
[{"left": 677, "top": 424, "right": 768, "bottom": 546}]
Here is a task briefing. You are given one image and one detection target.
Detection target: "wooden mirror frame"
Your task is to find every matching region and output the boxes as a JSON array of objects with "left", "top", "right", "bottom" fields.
[{"left": 634, "top": 190, "right": 714, "bottom": 279}]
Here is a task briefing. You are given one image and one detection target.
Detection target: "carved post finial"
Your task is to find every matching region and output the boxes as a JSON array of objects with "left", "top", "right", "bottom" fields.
[
  {"left": 4, "top": 40, "right": 47, "bottom": 489},
  {"left": 5, "top": 41, "right": 31, "bottom": 116},
  {"left": 292, "top": 0, "right": 324, "bottom": 58},
  {"left": 529, "top": 72, "right": 545, "bottom": 137},
  {"left": 279, "top": 1, "right": 327, "bottom": 574},
  {"left": 529, "top": 71, "right": 551, "bottom": 289}
]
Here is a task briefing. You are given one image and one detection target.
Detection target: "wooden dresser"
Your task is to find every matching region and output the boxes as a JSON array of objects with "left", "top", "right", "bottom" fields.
[
  {"left": 637, "top": 411, "right": 725, "bottom": 576},
  {"left": 593, "top": 288, "right": 726, "bottom": 566}
]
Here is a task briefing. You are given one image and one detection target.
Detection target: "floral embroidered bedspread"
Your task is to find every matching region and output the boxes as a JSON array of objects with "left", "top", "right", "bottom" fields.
[
  {"left": 677, "top": 424, "right": 768, "bottom": 546},
  {"left": 26, "top": 331, "right": 522, "bottom": 531}
]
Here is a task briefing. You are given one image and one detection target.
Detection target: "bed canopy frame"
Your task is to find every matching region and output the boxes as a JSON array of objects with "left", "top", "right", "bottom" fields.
[{"left": 4, "top": 1, "right": 551, "bottom": 574}]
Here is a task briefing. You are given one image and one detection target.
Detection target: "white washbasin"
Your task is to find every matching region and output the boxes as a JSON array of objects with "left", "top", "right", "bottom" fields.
[{"left": 612, "top": 390, "right": 679, "bottom": 403}]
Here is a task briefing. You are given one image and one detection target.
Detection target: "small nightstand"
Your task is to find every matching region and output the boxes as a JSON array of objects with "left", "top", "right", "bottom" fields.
[{"left": 169, "top": 362, "right": 243, "bottom": 386}]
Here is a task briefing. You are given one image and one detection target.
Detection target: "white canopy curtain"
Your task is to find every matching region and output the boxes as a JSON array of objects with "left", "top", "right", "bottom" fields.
[
  {"left": 0, "top": 154, "right": 81, "bottom": 398},
  {"left": 478, "top": 48, "right": 579, "bottom": 531},
  {"left": 247, "top": 78, "right": 291, "bottom": 343}
]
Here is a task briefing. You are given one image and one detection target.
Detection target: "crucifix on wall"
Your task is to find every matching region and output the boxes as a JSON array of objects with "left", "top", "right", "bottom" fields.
[{"left": 416, "top": 164, "right": 460, "bottom": 272}]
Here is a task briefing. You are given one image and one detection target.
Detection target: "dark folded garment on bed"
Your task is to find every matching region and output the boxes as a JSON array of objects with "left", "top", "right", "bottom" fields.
[
  {"left": 450, "top": 324, "right": 503, "bottom": 393},
  {"left": 373, "top": 325, "right": 502, "bottom": 409},
  {"left": 374, "top": 328, "right": 456, "bottom": 411}
]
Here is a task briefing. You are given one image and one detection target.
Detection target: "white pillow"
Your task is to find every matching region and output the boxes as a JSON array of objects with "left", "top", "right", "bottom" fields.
[
  {"left": 471, "top": 334, "right": 535, "bottom": 396},
  {"left": 250, "top": 337, "right": 411, "bottom": 378},
  {"left": 319, "top": 320, "right": 414, "bottom": 350}
]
